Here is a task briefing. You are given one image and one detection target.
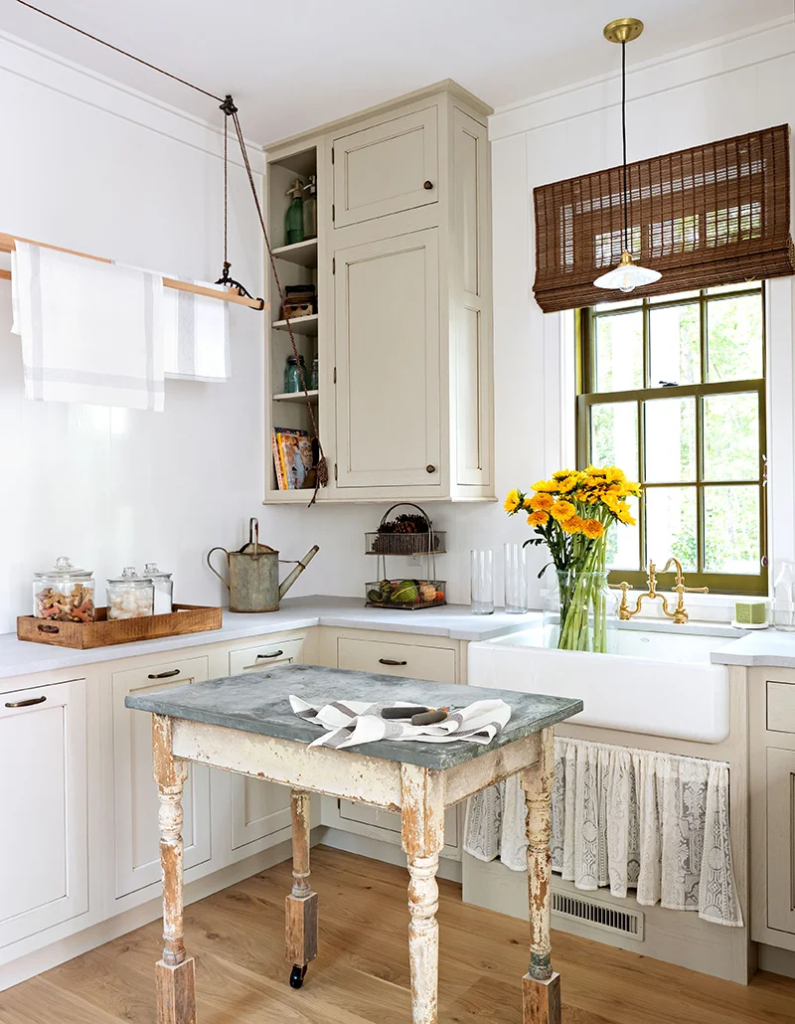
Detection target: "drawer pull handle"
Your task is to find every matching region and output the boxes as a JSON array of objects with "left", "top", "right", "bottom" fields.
[
  {"left": 426, "top": 464, "right": 436, "bottom": 474},
  {"left": 379, "top": 658, "right": 408, "bottom": 666},
  {"left": 6, "top": 696, "right": 47, "bottom": 708},
  {"left": 148, "top": 669, "right": 181, "bottom": 679},
  {"left": 256, "top": 651, "right": 284, "bottom": 659},
  {"left": 423, "top": 180, "right": 434, "bottom": 190},
  {"left": 244, "top": 657, "right": 292, "bottom": 670}
]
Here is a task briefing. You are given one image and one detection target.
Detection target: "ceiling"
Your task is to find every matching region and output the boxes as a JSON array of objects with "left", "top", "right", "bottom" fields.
[{"left": 3, "top": 0, "right": 791, "bottom": 142}]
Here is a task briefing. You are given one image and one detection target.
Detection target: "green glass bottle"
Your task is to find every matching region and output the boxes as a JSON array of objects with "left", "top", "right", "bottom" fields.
[{"left": 284, "top": 179, "right": 305, "bottom": 246}]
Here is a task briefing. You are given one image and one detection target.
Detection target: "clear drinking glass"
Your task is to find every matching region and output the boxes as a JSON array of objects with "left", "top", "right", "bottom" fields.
[
  {"left": 504, "top": 543, "right": 528, "bottom": 613},
  {"left": 773, "top": 561, "right": 795, "bottom": 631},
  {"left": 470, "top": 549, "right": 494, "bottom": 615}
]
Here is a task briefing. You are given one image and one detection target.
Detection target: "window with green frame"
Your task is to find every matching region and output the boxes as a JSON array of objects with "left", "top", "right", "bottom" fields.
[{"left": 576, "top": 282, "right": 767, "bottom": 595}]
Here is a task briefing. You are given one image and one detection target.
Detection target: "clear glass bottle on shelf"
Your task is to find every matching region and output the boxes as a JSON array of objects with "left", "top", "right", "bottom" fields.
[
  {"left": 143, "top": 562, "right": 173, "bottom": 615},
  {"left": 33, "top": 556, "right": 95, "bottom": 622},
  {"left": 284, "top": 179, "right": 304, "bottom": 246},
  {"left": 773, "top": 561, "right": 795, "bottom": 631},
  {"left": 309, "top": 354, "right": 319, "bottom": 391},
  {"left": 302, "top": 175, "right": 318, "bottom": 239},
  {"left": 284, "top": 353, "right": 307, "bottom": 393},
  {"left": 107, "top": 567, "right": 154, "bottom": 620}
]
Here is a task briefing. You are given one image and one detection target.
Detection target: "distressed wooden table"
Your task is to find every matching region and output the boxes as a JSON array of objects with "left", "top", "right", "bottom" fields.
[{"left": 125, "top": 664, "right": 582, "bottom": 1024}]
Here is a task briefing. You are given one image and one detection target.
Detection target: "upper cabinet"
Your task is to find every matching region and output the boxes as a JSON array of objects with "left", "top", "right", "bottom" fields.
[{"left": 263, "top": 81, "right": 494, "bottom": 504}]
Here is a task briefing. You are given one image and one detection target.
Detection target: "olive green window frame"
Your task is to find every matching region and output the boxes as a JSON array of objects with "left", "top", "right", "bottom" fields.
[{"left": 576, "top": 286, "right": 768, "bottom": 596}]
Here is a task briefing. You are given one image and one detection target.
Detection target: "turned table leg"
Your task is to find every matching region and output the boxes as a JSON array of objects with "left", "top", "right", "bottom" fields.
[
  {"left": 285, "top": 788, "right": 318, "bottom": 989},
  {"left": 521, "top": 727, "right": 560, "bottom": 1024},
  {"left": 153, "top": 715, "right": 196, "bottom": 1024},
  {"left": 401, "top": 764, "right": 445, "bottom": 1024}
]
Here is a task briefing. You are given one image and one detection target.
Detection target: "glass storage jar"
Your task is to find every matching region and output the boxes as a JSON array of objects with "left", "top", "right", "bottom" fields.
[
  {"left": 33, "top": 556, "right": 95, "bottom": 622},
  {"left": 107, "top": 567, "right": 154, "bottom": 620},
  {"left": 143, "top": 562, "right": 173, "bottom": 615},
  {"left": 309, "top": 354, "right": 319, "bottom": 391},
  {"left": 772, "top": 561, "right": 795, "bottom": 631},
  {"left": 284, "top": 354, "right": 307, "bottom": 393}
]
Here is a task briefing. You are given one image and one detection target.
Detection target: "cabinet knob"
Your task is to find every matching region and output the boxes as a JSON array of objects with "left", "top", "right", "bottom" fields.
[
  {"left": 423, "top": 180, "right": 434, "bottom": 190},
  {"left": 426, "top": 464, "right": 436, "bottom": 474}
]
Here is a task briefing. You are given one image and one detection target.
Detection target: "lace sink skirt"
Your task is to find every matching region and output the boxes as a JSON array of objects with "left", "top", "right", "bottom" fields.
[{"left": 464, "top": 736, "right": 743, "bottom": 927}]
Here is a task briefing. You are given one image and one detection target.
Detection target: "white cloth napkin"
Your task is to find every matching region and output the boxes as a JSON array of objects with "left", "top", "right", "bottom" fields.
[
  {"left": 11, "top": 242, "right": 165, "bottom": 410},
  {"left": 163, "top": 279, "right": 230, "bottom": 382},
  {"left": 290, "top": 696, "right": 512, "bottom": 749}
]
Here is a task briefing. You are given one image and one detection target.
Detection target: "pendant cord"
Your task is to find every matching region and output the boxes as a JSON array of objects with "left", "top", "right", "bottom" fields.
[
  {"left": 621, "top": 39, "right": 629, "bottom": 254},
  {"left": 15, "top": 1, "right": 224, "bottom": 103}
]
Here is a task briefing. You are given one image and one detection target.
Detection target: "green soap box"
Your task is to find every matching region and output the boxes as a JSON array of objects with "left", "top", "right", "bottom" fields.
[{"left": 734, "top": 600, "right": 767, "bottom": 626}]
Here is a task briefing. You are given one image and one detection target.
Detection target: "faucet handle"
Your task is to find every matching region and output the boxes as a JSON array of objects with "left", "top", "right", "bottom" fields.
[{"left": 683, "top": 585, "right": 709, "bottom": 595}]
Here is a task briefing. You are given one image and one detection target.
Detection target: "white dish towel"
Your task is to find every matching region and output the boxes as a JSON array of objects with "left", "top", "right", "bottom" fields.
[
  {"left": 290, "top": 696, "right": 512, "bottom": 749},
  {"left": 163, "top": 278, "right": 230, "bottom": 382},
  {"left": 11, "top": 242, "right": 165, "bottom": 410}
]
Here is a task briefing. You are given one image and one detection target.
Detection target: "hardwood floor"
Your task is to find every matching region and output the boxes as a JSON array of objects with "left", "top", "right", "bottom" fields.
[{"left": 1, "top": 846, "right": 793, "bottom": 1024}]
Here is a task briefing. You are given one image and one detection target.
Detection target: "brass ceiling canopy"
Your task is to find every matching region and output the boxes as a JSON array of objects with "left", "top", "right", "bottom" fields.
[{"left": 603, "top": 17, "right": 644, "bottom": 44}]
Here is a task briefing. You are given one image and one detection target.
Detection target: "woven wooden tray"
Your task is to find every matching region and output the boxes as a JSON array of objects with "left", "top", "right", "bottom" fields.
[{"left": 17, "top": 604, "right": 222, "bottom": 649}]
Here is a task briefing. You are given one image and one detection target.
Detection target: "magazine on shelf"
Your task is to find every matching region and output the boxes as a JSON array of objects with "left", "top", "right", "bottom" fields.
[{"left": 272, "top": 428, "right": 314, "bottom": 489}]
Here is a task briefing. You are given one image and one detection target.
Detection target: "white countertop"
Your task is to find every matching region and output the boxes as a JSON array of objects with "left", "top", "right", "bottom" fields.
[
  {"left": 708, "top": 628, "right": 795, "bottom": 667},
  {"left": 0, "top": 596, "right": 541, "bottom": 680}
]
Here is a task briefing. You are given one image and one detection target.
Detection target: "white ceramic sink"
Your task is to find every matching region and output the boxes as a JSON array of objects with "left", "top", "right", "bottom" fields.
[{"left": 468, "top": 626, "right": 734, "bottom": 743}]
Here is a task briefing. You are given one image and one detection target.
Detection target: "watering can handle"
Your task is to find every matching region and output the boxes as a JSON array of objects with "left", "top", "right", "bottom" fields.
[{"left": 206, "top": 547, "right": 231, "bottom": 591}]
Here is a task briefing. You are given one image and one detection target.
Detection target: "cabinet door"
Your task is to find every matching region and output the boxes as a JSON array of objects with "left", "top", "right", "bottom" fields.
[
  {"left": 337, "top": 637, "right": 456, "bottom": 684},
  {"left": 338, "top": 800, "right": 459, "bottom": 852},
  {"left": 229, "top": 639, "right": 302, "bottom": 850},
  {"left": 767, "top": 747, "right": 795, "bottom": 934},
  {"left": 335, "top": 228, "right": 441, "bottom": 489},
  {"left": 332, "top": 107, "right": 438, "bottom": 228},
  {"left": 0, "top": 679, "right": 88, "bottom": 948},
  {"left": 112, "top": 657, "right": 211, "bottom": 899}
]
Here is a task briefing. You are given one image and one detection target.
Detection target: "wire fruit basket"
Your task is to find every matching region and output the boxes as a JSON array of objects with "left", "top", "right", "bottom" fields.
[{"left": 365, "top": 504, "right": 446, "bottom": 610}]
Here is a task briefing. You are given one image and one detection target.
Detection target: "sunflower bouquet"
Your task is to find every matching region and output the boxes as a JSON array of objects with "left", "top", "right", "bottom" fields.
[{"left": 505, "top": 466, "right": 640, "bottom": 652}]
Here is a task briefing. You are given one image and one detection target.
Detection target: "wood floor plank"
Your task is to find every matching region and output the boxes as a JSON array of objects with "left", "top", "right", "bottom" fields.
[{"left": 1, "top": 845, "right": 793, "bottom": 1024}]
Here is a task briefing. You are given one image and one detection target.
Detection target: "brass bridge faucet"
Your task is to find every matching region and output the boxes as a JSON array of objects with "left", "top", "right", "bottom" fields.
[{"left": 618, "top": 557, "right": 709, "bottom": 625}]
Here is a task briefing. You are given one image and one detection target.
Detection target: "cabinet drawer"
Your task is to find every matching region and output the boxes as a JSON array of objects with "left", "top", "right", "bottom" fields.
[
  {"left": 337, "top": 637, "right": 455, "bottom": 683},
  {"left": 332, "top": 107, "right": 438, "bottom": 228},
  {"left": 767, "top": 681, "right": 795, "bottom": 733},
  {"left": 339, "top": 800, "right": 459, "bottom": 848},
  {"left": 229, "top": 637, "right": 305, "bottom": 675}
]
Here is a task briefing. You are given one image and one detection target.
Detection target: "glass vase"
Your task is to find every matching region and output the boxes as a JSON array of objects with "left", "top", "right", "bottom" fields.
[
  {"left": 772, "top": 561, "right": 795, "bottom": 631},
  {"left": 543, "top": 569, "right": 618, "bottom": 653},
  {"left": 504, "top": 543, "right": 528, "bottom": 613},
  {"left": 470, "top": 549, "right": 494, "bottom": 615}
]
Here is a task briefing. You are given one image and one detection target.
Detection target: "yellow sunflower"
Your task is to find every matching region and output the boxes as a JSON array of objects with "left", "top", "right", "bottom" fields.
[
  {"left": 549, "top": 500, "right": 576, "bottom": 522},
  {"left": 527, "top": 510, "right": 550, "bottom": 527},
  {"left": 529, "top": 492, "right": 554, "bottom": 511},
  {"left": 582, "top": 519, "right": 605, "bottom": 540},
  {"left": 560, "top": 515, "right": 584, "bottom": 534},
  {"left": 617, "top": 502, "right": 637, "bottom": 525},
  {"left": 503, "top": 489, "right": 521, "bottom": 513},
  {"left": 531, "top": 479, "right": 560, "bottom": 493}
]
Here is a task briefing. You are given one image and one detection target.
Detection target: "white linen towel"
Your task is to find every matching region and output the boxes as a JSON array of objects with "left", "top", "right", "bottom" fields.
[
  {"left": 11, "top": 242, "right": 164, "bottom": 410},
  {"left": 163, "top": 279, "right": 230, "bottom": 382},
  {"left": 290, "top": 696, "right": 512, "bottom": 750}
]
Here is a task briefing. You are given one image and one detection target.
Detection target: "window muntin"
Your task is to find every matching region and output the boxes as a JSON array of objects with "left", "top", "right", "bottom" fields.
[{"left": 577, "top": 282, "right": 767, "bottom": 595}]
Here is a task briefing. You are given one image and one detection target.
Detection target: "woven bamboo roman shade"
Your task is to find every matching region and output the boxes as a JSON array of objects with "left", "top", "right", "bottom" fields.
[{"left": 533, "top": 124, "right": 795, "bottom": 313}]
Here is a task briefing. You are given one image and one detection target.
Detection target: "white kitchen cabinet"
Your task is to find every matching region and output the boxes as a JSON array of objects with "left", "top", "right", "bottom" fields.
[
  {"left": 228, "top": 637, "right": 304, "bottom": 851},
  {"left": 766, "top": 747, "right": 795, "bottom": 935},
  {"left": 263, "top": 81, "right": 494, "bottom": 503},
  {"left": 334, "top": 228, "right": 441, "bottom": 490},
  {"left": 336, "top": 635, "right": 456, "bottom": 684},
  {"left": 111, "top": 656, "right": 211, "bottom": 900},
  {"left": 0, "top": 678, "right": 88, "bottom": 948},
  {"left": 331, "top": 106, "right": 439, "bottom": 228}
]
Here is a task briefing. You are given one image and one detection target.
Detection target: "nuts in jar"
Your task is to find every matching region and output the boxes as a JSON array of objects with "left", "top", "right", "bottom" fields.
[{"left": 33, "top": 556, "right": 95, "bottom": 623}]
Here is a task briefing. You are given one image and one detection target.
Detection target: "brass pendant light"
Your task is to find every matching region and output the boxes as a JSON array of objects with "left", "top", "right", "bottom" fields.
[{"left": 594, "top": 18, "right": 662, "bottom": 293}]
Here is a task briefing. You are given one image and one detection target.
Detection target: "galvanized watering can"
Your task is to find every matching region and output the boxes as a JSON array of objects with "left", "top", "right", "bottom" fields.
[{"left": 207, "top": 518, "right": 319, "bottom": 613}]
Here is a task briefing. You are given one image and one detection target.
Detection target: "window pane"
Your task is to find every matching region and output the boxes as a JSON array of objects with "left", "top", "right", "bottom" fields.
[
  {"left": 649, "top": 290, "right": 700, "bottom": 303},
  {"left": 648, "top": 303, "right": 700, "bottom": 387},
  {"left": 644, "top": 397, "right": 696, "bottom": 483},
  {"left": 645, "top": 487, "right": 697, "bottom": 571},
  {"left": 703, "top": 392, "right": 760, "bottom": 481},
  {"left": 707, "top": 293, "right": 763, "bottom": 382},
  {"left": 594, "top": 311, "right": 643, "bottom": 392},
  {"left": 706, "top": 281, "right": 760, "bottom": 295},
  {"left": 605, "top": 495, "right": 640, "bottom": 571},
  {"left": 590, "top": 402, "right": 638, "bottom": 480},
  {"left": 593, "top": 297, "right": 642, "bottom": 313},
  {"left": 704, "top": 486, "right": 760, "bottom": 574}
]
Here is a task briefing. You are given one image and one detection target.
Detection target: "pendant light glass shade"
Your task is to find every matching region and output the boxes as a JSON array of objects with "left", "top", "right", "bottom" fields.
[
  {"left": 594, "top": 20, "right": 662, "bottom": 294},
  {"left": 593, "top": 250, "right": 661, "bottom": 293}
]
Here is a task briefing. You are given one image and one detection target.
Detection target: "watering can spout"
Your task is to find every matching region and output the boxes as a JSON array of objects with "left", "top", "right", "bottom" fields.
[{"left": 279, "top": 545, "right": 320, "bottom": 599}]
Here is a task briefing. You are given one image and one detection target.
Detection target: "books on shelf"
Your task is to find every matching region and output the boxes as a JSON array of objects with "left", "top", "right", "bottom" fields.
[{"left": 272, "top": 428, "right": 314, "bottom": 490}]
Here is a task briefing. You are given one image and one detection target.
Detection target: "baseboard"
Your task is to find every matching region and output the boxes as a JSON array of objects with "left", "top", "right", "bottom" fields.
[
  {"left": 317, "top": 826, "right": 463, "bottom": 883},
  {"left": 758, "top": 943, "right": 795, "bottom": 979},
  {"left": 0, "top": 836, "right": 301, "bottom": 994}
]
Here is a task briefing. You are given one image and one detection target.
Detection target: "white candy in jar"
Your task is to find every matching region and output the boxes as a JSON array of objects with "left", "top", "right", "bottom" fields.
[{"left": 107, "top": 568, "right": 154, "bottom": 620}]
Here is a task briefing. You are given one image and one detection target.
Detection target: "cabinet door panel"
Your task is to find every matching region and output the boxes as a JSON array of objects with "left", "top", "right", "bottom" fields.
[
  {"left": 0, "top": 679, "right": 87, "bottom": 947},
  {"left": 335, "top": 229, "right": 441, "bottom": 489},
  {"left": 333, "top": 107, "right": 438, "bottom": 228},
  {"left": 112, "top": 657, "right": 211, "bottom": 899},
  {"left": 337, "top": 637, "right": 455, "bottom": 684},
  {"left": 229, "top": 639, "right": 301, "bottom": 850},
  {"left": 767, "top": 747, "right": 795, "bottom": 935},
  {"left": 338, "top": 801, "right": 459, "bottom": 849}
]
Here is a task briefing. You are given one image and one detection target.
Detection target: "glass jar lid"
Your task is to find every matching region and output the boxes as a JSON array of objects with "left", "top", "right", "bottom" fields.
[
  {"left": 107, "top": 566, "right": 152, "bottom": 586},
  {"left": 34, "top": 555, "right": 93, "bottom": 580},
  {"left": 144, "top": 562, "right": 172, "bottom": 580}
]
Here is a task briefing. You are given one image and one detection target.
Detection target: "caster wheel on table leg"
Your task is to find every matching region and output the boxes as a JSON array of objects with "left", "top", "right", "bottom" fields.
[{"left": 289, "top": 964, "right": 307, "bottom": 989}]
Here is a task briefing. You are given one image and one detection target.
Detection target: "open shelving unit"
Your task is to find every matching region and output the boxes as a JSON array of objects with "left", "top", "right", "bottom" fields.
[{"left": 265, "top": 139, "right": 322, "bottom": 501}]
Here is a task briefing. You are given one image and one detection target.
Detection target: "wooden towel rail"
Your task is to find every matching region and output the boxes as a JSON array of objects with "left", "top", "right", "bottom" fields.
[{"left": 0, "top": 233, "right": 267, "bottom": 310}]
